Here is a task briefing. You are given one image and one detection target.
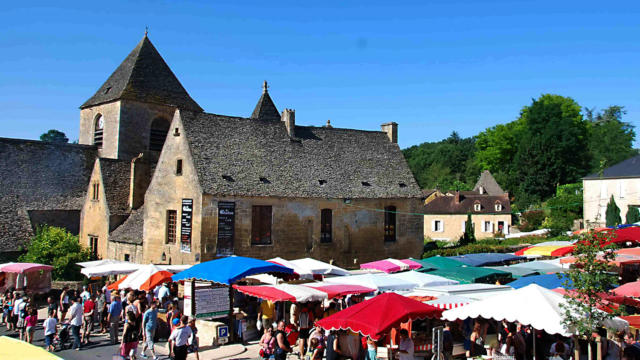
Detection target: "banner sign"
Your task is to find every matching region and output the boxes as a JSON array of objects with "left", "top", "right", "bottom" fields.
[
  {"left": 181, "top": 199, "right": 193, "bottom": 253},
  {"left": 216, "top": 201, "right": 235, "bottom": 256}
]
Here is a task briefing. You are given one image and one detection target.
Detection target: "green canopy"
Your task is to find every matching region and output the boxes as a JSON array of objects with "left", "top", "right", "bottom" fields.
[
  {"left": 485, "top": 266, "right": 539, "bottom": 278},
  {"left": 424, "top": 267, "right": 510, "bottom": 284},
  {"left": 412, "top": 256, "right": 466, "bottom": 270}
]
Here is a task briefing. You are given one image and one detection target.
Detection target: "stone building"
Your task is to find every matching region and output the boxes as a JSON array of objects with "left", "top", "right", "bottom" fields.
[
  {"left": 1, "top": 35, "right": 424, "bottom": 267},
  {"left": 583, "top": 154, "right": 640, "bottom": 228},
  {"left": 423, "top": 171, "right": 511, "bottom": 241}
]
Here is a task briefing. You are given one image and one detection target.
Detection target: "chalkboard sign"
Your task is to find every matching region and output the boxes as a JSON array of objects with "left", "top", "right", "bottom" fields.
[
  {"left": 181, "top": 199, "right": 193, "bottom": 253},
  {"left": 217, "top": 201, "right": 235, "bottom": 256}
]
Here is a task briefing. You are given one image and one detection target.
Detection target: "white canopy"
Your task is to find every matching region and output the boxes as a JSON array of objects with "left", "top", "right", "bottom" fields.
[
  {"left": 288, "top": 258, "right": 351, "bottom": 276},
  {"left": 159, "top": 264, "right": 192, "bottom": 273},
  {"left": 269, "top": 257, "right": 315, "bottom": 279},
  {"left": 425, "top": 295, "right": 473, "bottom": 310},
  {"left": 81, "top": 262, "right": 142, "bottom": 277},
  {"left": 323, "top": 273, "right": 416, "bottom": 291},
  {"left": 442, "top": 284, "right": 628, "bottom": 336},
  {"left": 117, "top": 264, "right": 170, "bottom": 291},
  {"left": 77, "top": 259, "right": 129, "bottom": 268},
  {"left": 386, "top": 271, "right": 459, "bottom": 288}
]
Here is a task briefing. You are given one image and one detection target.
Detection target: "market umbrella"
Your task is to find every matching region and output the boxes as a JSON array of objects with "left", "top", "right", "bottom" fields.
[
  {"left": 360, "top": 258, "right": 422, "bottom": 273},
  {"left": 288, "top": 258, "right": 351, "bottom": 276},
  {"left": 81, "top": 262, "right": 142, "bottom": 277},
  {"left": 508, "top": 273, "right": 573, "bottom": 290},
  {"left": 484, "top": 266, "right": 539, "bottom": 278},
  {"left": 172, "top": 256, "right": 294, "bottom": 285},
  {"left": 107, "top": 275, "right": 128, "bottom": 290},
  {"left": 316, "top": 292, "right": 443, "bottom": 340},
  {"left": 509, "top": 260, "right": 568, "bottom": 273},
  {"left": 117, "top": 264, "right": 174, "bottom": 291},
  {"left": 0, "top": 336, "right": 63, "bottom": 359},
  {"left": 424, "top": 295, "right": 473, "bottom": 310},
  {"left": 233, "top": 284, "right": 329, "bottom": 303},
  {"left": 302, "top": 284, "right": 375, "bottom": 298},
  {"left": 414, "top": 256, "right": 466, "bottom": 270},
  {"left": 442, "top": 284, "right": 628, "bottom": 336},
  {"left": 268, "top": 257, "right": 316, "bottom": 279},
  {"left": 424, "top": 267, "right": 509, "bottom": 284}
]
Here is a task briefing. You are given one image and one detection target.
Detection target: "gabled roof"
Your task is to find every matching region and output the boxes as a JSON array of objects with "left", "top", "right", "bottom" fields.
[
  {"left": 250, "top": 81, "right": 280, "bottom": 121},
  {"left": 473, "top": 170, "right": 505, "bottom": 195},
  {"left": 0, "top": 138, "right": 97, "bottom": 251},
  {"left": 81, "top": 35, "right": 202, "bottom": 112},
  {"left": 180, "top": 111, "right": 421, "bottom": 199},
  {"left": 109, "top": 206, "right": 144, "bottom": 245},
  {"left": 424, "top": 192, "right": 511, "bottom": 215},
  {"left": 583, "top": 154, "right": 640, "bottom": 179},
  {"left": 99, "top": 158, "right": 131, "bottom": 215}
]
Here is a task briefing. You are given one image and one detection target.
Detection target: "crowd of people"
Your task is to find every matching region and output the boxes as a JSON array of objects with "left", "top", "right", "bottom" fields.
[{"left": 0, "top": 281, "right": 200, "bottom": 360}]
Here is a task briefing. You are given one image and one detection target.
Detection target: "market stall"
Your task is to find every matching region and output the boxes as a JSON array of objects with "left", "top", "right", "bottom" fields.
[
  {"left": 287, "top": 257, "right": 351, "bottom": 276},
  {"left": 360, "top": 258, "right": 422, "bottom": 273},
  {"left": 0, "top": 262, "right": 53, "bottom": 294},
  {"left": 232, "top": 283, "right": 375, "bottom": 302},
  {"left": 447, "top": 253, "right": 525, "bottom": 267},
  {"left": 421, "top": 266, "right": 511, "bottom": 284},
  {"left": 386, "top": 270, "right": 459, "bottom": 287},
  {"left": 507, "top": 273, "right": 573, "bottom": 290},
  {"left": 323, "top": 273, "right": 418, "bottom": 291},
  {"left": 116, "top": 264, "right": 173, "bottom": 291}
]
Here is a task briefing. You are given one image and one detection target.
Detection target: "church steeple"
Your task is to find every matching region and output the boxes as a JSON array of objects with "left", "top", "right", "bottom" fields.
[
  {"left": 80, "top": 35, "right": 202, "bottom": 112},
  {"left": 250, "top": 80, "right": 280, "bottom": 121}
]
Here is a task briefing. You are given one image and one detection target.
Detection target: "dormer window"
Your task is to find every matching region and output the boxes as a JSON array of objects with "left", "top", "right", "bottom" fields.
[
  {"left": 495, "top": 202, "right": 502, "bottom": 212},
  {"left": 474, "top": 202, "right": 481, "bottom": 212},
  {"left": 318, "top": 180, "right": 327, "bottom": 186},
  {"left": 222, "top": 175, "right": 234, "bottom": 182},
  {"left": 399, "top": 182, "right": 407, "bottom": 188}
]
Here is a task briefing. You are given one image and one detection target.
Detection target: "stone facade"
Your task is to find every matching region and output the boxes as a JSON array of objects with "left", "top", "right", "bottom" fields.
[
  {"left": 79, "top": 160, "right": 111, "bottom": 258},
  {"left": 583, "top": 178, "right": 640, "bottom": 228},
  {"left": 423, "top": 213, "right": 512, "bottom": 242},
  {"left": 107, "top": 241, "right": 143, "bottom": 263}
]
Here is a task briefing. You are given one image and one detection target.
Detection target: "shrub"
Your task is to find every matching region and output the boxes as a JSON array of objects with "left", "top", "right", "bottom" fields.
[{"left": 518, "top": 210, "right": 546, "bottom": 232}]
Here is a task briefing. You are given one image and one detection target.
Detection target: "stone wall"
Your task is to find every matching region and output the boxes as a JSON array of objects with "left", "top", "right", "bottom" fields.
[
  {"left": 118, "top": 100, "right": 176, "bottom": 160},
  {"left": 107, "top": 241, "right": 144, "bottom": 263},
  {"left": 583, "top": 178, "right": 640, "bottom": 228},
  {"left": 423, "top": 213, "right": 512, "bottom": 242},
  {"left": 79, "top": 159, "right": 110, "bottom": 258},
  {"left": 79, "top": 101, "right": 121, "bottom": 159}
]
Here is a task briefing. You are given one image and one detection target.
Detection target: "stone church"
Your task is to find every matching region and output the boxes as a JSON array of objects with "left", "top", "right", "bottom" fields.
[{"left": 0, "top": 35, "right": 424, "bottom": 268}]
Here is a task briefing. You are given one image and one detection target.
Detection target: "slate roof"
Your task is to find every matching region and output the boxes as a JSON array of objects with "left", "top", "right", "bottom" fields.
[
  {"left": 250, "top": 82, "right": 280, "bottom": 121},
  {"left": 99, "top": 159, "right": 132, "bottom": 215},
  {"left": 81, "top": 35, "right": 202, "bottom": 112},
  {"left": 583, "top": 154, "right": 640, "bottom": 179},
  {"left": 473, "top": 170, "right": 505, "bottom": 195},
  {"left": 180, "top": 111, "right": 421, "bottom": 198},
  {"left": 0, "top": 138, "right": 97, "bottom": 251},
  {"left": 424, "top": 192, "right": 511, "bottom": 215},
  {"left": 109, "top": 206, "right": 144, "bottom": 245}
]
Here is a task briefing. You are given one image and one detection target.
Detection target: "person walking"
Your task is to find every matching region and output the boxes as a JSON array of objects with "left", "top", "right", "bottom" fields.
[
  {"left": 59, "top": 286, "right": 70, "bottom": 322},
  {"left": 274, "top": 320, "right": 292, "bottom": 360},
  {"left": 141, "top": 300, "right": 159, "bottom": 360},
  {"left": 43, "top": 309, "right": 57, "bottom": 352},
  {"left": 69, "top": 296, "right": 84, "bottom": 351},
  {"left": 80, "top": 285, "right": 91, "bottom": 303},
  {"left": 81, "top": 293, "right": 95, "bottom": 344},
  {"left": 108, "top": 294, "right": 123, "bottom": 344},
  {"left": 121, "top": 311, "right": 139, "bottom": 360},
  {"left": 46, "top": 296, "right": 58, "bottom": 321},
  {"left": 25, "top": 307, "right": 37, "bottom": 343},
  {"left": 398, "top": 329, "right": 415, "bottom": 360},
  {"left": 258, "top": 299, "right": 276, "bottom": 334},
  {"left": 169, "top": 316, "right": 193, "bottom": 360}
]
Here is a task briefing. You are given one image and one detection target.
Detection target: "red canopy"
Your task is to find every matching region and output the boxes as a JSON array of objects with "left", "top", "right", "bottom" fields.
[
  {"left": 304, "top": 284, "right": 375, "bottom": 298},
  {"left": 553, "top": 288, "right": 640, "bottom": 312},
  {"left": 233, "top": 284, "right": 375, "bottom": 303},
  {"left": 316, "top": 292, "right": 443, "bottom": 340},
  {"left": 611, "top": 227, "right": 640, "bottom": 244},
  {"left": 621, "top": 315, "right": 640, "bottom": 328},
  {"left": 107, "top": 275, "right": 128, "bottom": 291},
  {"left": 613, "top": 281, "right": 640, "bottom": 298}
]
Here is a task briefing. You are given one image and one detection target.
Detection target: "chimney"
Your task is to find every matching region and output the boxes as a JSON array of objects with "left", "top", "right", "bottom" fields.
[
  {"left": 129, "top": 153, "right": 152, "bottom": 209},
  {"left": 454, "top": 190, "right": 461, "bottom": 204},
  {"left": 282, "top": 109, "right": 295, "bottom": 137},
  {"left": 381, "top": 122, "right": 398, "bottom": 143}
]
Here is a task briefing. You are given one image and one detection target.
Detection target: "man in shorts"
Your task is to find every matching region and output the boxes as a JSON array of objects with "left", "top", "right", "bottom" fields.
[
  {"left": 43, "top": 309, "right": 57, "bottom": 352},
  {"left": 141, "top": 300, "right": 159, "bottom": 359},
  {"left": 81, "top": 293, "right": 95, "bottom": 344}
]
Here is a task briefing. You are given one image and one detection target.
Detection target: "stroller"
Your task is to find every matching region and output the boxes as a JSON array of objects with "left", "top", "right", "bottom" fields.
[{"left": 54, "top": 322, "right": 71, "bottom": 351}]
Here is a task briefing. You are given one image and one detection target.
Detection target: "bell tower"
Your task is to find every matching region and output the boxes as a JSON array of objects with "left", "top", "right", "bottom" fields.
[{"left": 78, "top": 35, "right": 202, "bottom": 160}]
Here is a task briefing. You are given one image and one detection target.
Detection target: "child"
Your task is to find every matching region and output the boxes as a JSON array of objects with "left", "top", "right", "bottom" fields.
[
  {"left": 121, "top": 311, "right": 139, "bottom": 360},
  {"left": 25, "top": 307, "right": 37, "bottom": 343},
  {"left": 43, "top": 310, "right": 57, "bottom": 352},
  {"left": 187, "top": 317, "right": 200, "bottom": 360},
  {"left": 307, "top": 337, "right": 324, "bottom": 360}
]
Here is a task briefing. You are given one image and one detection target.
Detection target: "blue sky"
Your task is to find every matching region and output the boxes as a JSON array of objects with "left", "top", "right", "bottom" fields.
[{"left": 1, "top": 1, "right": 639, "bottom": 148}]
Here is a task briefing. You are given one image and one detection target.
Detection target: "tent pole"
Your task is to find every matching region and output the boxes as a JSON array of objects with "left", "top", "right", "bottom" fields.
[{"left": 533, "top": 328, "right": 536, "bottom": 360}]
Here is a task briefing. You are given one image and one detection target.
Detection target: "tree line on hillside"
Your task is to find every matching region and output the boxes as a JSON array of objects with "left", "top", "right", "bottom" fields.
[{"left": 403, "top": 94, "right": 637, "bottom": 211}]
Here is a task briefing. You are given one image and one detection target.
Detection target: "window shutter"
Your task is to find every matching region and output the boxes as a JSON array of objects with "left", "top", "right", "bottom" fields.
[
  {"left": 491, "top": 222, "right": 495, "bottom": 233},
  {"left": 462, "top": 221, "right": 466, "bottom": 232},
  {"left": 441, "top": 221, "right": 444, "bottom": 232},
  {"left": 431, "top": 220, "right": 436, "bottom": 232}
]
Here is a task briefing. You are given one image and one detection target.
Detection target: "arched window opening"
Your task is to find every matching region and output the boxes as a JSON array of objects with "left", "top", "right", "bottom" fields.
[
  {"left": 149, "top": 117, "right": 170, "bottom": 151},
  {"left": 94, "top": 114, "right": 104, "bottom": 148}
]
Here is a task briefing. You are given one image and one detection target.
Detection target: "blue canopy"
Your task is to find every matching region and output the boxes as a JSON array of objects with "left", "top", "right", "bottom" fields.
[
  {"left": 508, "top": 273, "right": 573, "bottom": 290},
  {"left": 448, "top": 253, "right": 525, "bottom": 267},
  {"left": 172, "top": 256, "right": 294, "bottom": 285}
]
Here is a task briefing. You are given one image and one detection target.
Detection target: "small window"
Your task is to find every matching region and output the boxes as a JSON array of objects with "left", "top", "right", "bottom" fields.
[
  {"left": 166, "top": 210, "right": 177, "bottom": 244},
  {"left": 362, "top": 181, "right": 371, "bottom": 187},
  {"left": 474, "top": 202, "right": 481, "bottom": 212},
  {"left": 252, "top": 205, "right": 272, "bottom": 245},
  {"left": 92, "top": 182, "right": 100, "bottom": 201},
  {"left": 259, "top": 177, "right": 270, "bottom": 184},
  {"left": 384, "top": 206, "right": 396, "bottom": 242},
  {"left": 104, "top": 87, "right": 112, "bottom": 94},
  {"left": 176, "top": 159, "right": 183, "bottom": 176},
  {"left": 433, "top": 220, "right": 443, "bottom": 232},
  {"left": 89, "top": 236, "right": 98, "bottom": 259},
  {"left": 222, "top": 175, "right": 234, "bottom": 182},
  {"left": 495, "top": 202, "right": 502, "bottom": 212},
  {"left": 321, "top": 209, "right": 332, "bottom": 243},
  {"left": 318, "top": 180, "right": 327, "bottom": 186},
  {"left": 399, "top": 182, "right": 407, "bottom": 188},
  {"left": 173, "top": 127, "right": 180, "bottom": 136},
  {"left": 94, "top": 114, "right": 104, "bottom": 148},
  {"left": 483, "top": 221, "right": 492, "bottom": 233},
  {"left": 124, "top": 254, "right": 130, "bottom": 262}
]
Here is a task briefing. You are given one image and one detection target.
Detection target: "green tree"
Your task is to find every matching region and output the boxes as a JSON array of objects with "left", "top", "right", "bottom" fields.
[
  {"left": 513, "top": 95, "right": 590, "bottom": 206},
  {"left": 606, "top": 195, "right": 622, "bottom": 227},
  {"left": 586, "top": 106, "right": 637, "bottom": 172},
  {"left": 19, "top": 225, "right": 91, "bottom": 280},
  {"left": 560, "top": 230, "right": 618, "bottom": 359},
  {"left": 459, "top": 212, "right": 476, "bottom": 245},
  {"left": 626, "top": 206, "right": 640, "bottom": 224},
  {"left": 39, "top": 129, "right": 69, "bottom": 143},
  {"left": 474, "top": 119, "right": 525, "bottom": 193},
  {"left": 545, "top": 183, "right": 583, "bottom": 235}
]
